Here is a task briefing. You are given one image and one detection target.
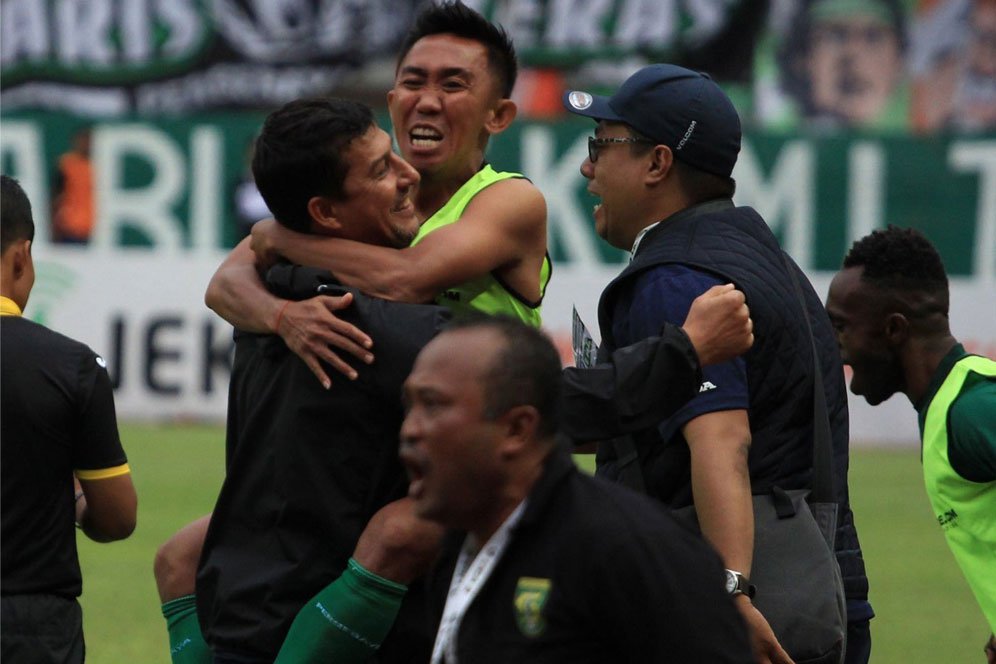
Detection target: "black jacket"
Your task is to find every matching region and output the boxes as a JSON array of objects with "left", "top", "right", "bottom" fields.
[
  {"left": 428, "top": 447, "right": 755, "bottom": 663},
  {"left": 197, "top": 266, "right": 450, "bottom": 660}
]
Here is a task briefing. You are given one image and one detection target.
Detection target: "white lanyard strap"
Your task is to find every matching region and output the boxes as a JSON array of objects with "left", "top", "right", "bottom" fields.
[{"left": 430, "top": 501, "right": 527, "bottom": 664}]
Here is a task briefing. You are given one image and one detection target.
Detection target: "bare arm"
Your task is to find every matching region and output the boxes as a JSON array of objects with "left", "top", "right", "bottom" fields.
[
  {"left": 251, "top": 179, "right": 547, "bottom": 303},
  {"left": 75, "top": 474, "right": 137, "bottom": 543},
  {"left": 685, "top": 411, "right": 792, "bottom": 664},
  {"left": 205, "top": 237, "right": 284, "bottom": 333},
  {"left": 205, "top": 238, "right": 375, "bottom": 388},
  {"left": 685, "top": 410, "right": 753, "bottom": 575}
]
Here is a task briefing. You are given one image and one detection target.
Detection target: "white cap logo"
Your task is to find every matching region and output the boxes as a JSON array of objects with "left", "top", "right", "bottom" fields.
[
  {"left": 95, "top": 356, "right": 107, "bottom": 369},
  {"left": 567, "top": 91, "right": 593, "bottom": 110}
]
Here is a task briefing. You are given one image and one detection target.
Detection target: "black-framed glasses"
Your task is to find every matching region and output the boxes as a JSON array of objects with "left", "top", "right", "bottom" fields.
[{"left": 588, "top": 136, "right": 654, "bottom": 162}]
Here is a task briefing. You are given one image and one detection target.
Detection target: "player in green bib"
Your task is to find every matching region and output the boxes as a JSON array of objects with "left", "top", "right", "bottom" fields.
[
  {"left": 826, "top": 226, "right": 996, "bottom": 657},
  {"left": 409, "top": 163, "right": 550, "bottom": 326}
]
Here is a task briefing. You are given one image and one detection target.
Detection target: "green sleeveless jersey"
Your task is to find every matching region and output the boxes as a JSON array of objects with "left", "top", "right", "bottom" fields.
[
  {"left": 920, "top": 352, "right": 996, "bottom": 633},
  {"left": 412, "top": 164, "right": 551, "bottom": 328}
]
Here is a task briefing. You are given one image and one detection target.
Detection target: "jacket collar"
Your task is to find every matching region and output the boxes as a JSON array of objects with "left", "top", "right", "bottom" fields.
[
  {"left": 631, "top": 198, "right": 735, "bottom": 262},
  {"left": 517, "top": 442, "right": 577, "bottom": 530}
]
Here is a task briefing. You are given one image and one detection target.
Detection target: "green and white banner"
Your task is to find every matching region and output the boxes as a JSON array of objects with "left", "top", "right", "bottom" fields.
[
  {"left": 3, "top": 113, "right": 993, "bottom": 443},
  {"left": 4, "top": 113, "right": 994, "bottom": 274}
]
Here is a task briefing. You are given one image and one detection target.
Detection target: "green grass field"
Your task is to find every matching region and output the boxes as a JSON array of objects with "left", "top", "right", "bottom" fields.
[{"left": 78, "top": 424, "right": 987, "bottom": 663}]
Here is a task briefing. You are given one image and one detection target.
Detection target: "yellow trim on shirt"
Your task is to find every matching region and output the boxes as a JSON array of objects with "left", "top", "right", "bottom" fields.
[
  {"left": 0, "top": 296, "right": 23, "bottom": 317},
  {"left": 76, "top": 463, "right": 131, "bottom": 480}
]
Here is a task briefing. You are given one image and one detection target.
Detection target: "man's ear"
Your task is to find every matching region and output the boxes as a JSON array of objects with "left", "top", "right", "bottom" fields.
[
  {"left": 306, "top": 196, "right": 343, "bottom": 234},
  {"left": 12, "top": 240, "right": 31, "bottom": 279},
  {"left": 485, "top": 98, "right": 517, "bottom": 137},
  {"left": 497, "top": 405, "right": 541, "bottom": 459},
  {"left": 645, "top": 145, "right": 674, "bottom": 185},
  {"left": 884, "top": 312, "right": 910, "bottom": 346}
]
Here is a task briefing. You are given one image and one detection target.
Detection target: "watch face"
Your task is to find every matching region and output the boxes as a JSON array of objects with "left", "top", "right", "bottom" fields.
[{"left": 724, "top": 570, "right": 737, "bottom": 594}]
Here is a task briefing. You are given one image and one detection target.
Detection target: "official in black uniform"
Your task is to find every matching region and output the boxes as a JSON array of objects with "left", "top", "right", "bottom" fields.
[
  {"left": 401, "top": 316, "right": 755, "bottom": 663},
  {"left": 1, "top": 175, "right": 138, "bottom": 663}
]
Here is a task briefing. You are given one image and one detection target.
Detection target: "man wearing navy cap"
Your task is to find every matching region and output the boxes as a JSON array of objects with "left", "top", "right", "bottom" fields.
[{"left": 563, "top": 64, "right": 872, "bottom": 664}]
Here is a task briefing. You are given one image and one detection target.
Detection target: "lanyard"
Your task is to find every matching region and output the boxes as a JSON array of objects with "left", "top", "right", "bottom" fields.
[{"left": 430, "top": 501, "right": 527, "bottom": 664}]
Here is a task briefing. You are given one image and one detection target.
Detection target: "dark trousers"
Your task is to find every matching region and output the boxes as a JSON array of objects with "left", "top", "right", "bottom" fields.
[
  {"left": 845, "top": 619, "right": 872, "bottom": 664},
  {"left": 1, "top": 594, "right": 84, "bottom": 664}
]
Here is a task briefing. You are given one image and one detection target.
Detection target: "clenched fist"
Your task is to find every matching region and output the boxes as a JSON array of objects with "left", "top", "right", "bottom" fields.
[{"left": 682, "top": 284, "right": 753, "bottom": 366}]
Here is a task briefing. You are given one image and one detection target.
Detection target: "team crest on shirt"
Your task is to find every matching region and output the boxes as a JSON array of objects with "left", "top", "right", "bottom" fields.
[{"left": 514, "top": 576, "right": 551, "bottom": 637}]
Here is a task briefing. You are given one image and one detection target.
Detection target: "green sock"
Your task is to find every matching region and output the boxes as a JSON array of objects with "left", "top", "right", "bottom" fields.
[
  {"left": 161, "top": 594, "right": 212, "bottom": 664},
  {"left": 275, "top": 558, "right": 408, "bottom": 664}
]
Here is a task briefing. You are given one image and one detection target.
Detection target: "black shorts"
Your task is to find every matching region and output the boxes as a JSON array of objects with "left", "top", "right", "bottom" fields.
[{"left": 1, "top": 594, "right": 84, "bottom": 664}]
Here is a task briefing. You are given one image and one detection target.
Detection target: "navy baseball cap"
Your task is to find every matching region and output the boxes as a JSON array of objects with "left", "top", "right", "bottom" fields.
[{"left": 563, "top": 64, "right": 742, "bottom": 178}]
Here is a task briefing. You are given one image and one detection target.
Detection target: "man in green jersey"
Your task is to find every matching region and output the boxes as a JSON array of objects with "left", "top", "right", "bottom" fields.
[{"left": 825, "top": 225, "right": 996, "bottom": 660}]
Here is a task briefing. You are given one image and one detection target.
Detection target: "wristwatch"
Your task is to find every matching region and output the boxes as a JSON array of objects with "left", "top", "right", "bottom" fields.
[{"left": 724, "top": 569, "right": 756, "bottom": 598}]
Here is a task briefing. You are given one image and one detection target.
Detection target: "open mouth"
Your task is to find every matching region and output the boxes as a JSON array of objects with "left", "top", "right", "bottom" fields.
[
  {"left": 391, "top": 198, "right": 413, "bottom": 214},
  {"left": 589, "top": 190, "right": 602, "bottom": 217},
  {"left": 405, "top": 463, "right": 426, "bottom": 499},
  {"left": 410, "top": 126, "right": 443, "bottom": 149}
]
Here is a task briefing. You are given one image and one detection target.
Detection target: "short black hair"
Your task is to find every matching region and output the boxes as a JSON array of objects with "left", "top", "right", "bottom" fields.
[
  {"left": 671, "top": 158, "right": 737, "bottom": 202},
  {"left": 396, "top": 1, "right": 518, "bottom": 98},
  {"left": 445, "top": 315, "right": 562, "bottom": 439},
  {"left": 1, "top": 175, "right": 35, "bottom": 252},
  {"left": 843, "top": 225, "right": 948, "bottom": 309},
  {"left": 623, "top": 125, "right": 736, "bottom": 202},
  {"left": 252, "top": 97, "right": 375, "bottom": 233}
]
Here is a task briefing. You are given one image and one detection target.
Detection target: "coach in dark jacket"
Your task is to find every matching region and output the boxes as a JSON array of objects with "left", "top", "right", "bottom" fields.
[
  {"left": 405, "top": 317, "right": 754, "bottom": 663},
  {"left": 563, "top": 64, "right": 872, "bottom": 664}
]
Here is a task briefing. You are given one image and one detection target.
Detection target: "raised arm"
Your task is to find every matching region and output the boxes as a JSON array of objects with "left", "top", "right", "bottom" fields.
[
  {"left": 251, "top": 179, "right": 547, "bottom": 303},
  {"left": 561, "top": 284, "right": 753, "bottom": 442},
  {"left": 205, "top": 238, "right": 375, "bottom": 388},
  {"left": 205, "top": 237, "right": 284, "bottom": 333}
]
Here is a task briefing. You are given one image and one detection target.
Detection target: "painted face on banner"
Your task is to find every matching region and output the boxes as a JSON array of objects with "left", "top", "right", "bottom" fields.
[{"left": 806, "top": 13, "right": 902, "bottom": 124}]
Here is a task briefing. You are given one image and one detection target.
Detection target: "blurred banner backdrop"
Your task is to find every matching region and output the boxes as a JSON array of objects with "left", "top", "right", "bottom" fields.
[{"left": 2, "top": 0, "right": 994, "bottom": 443}]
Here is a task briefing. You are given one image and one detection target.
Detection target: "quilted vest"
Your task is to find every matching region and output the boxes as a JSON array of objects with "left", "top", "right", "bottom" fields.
[{"left": 595, "top": 199, "right": 867, "bottom": 602}]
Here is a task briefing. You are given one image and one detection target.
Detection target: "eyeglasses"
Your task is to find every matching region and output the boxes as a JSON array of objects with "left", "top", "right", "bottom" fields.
[{"left": 588, "top": 136, "right": 654, "bottom": 163}]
